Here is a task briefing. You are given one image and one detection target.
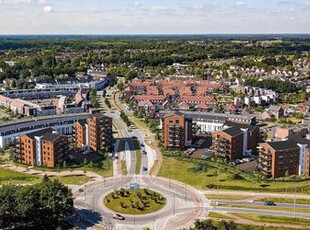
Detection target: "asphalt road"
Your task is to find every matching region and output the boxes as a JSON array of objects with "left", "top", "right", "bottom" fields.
[{"left": 216, "top": 200, "right": 310, "bottom": 209}]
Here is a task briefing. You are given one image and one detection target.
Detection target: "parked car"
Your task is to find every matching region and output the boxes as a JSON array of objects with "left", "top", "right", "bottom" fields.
[
  {"left": 142, "top": 167, "right": 148, "bottom": 171},
  {"left": 113, "top": 213, "right": 125, "bottom": 220},
  {"left": 264, "top": 201, "right": 276, "bottom": 206},
  {"left": 140, "top": 143, "right": 145, "bottom": 147}
]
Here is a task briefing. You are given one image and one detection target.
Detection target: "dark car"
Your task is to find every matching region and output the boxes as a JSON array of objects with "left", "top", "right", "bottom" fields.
[
  {"left": 143, "top": 151, "right": 147, "bottom": 155},
  {"left": 140, "top": 143, "right": 145, "bottom": 147},
  {"left": 78, "top": 188, "right": 84, "bottom": 193},
  {"left": 113, "top": 213, "right": 125, "bottom": 220},
  {"left": 142, "top": 167, "right": 148, "bottom": 171},
  {"left": 264, "top": 201, "right": 276, "bottom": 206}
]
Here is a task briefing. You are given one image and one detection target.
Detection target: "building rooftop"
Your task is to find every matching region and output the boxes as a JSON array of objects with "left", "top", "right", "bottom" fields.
[
  {"left": 267, "top": 140, "right": 299, "bottom": 151},
  {"left": 222, "top": 126, "right": 244, "bottom": 137},
  {"left": 41, "top": 132, "right": 62, "bottom": 142},
  {"left": 24, "top": 128, "right": 55, "bottom": 139}
]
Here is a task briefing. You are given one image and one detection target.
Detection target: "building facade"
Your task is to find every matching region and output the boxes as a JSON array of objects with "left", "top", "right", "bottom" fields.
[
  {"left": 258, "top": 141, "right": 300, "bottom": 178},
  {"left": 162, "top": 113, "right": 192, "bottom": 148},
  {"left": 15, "top": 128, "right": 69, "bottom": 168},
  {"left": 74, "top": 114, "right": 113, "bottom": 152}
]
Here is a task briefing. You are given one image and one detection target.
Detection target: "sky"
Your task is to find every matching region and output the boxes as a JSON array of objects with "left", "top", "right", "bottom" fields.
[{"left": 0, "top": 0, "right": 309, "bottom": 34}]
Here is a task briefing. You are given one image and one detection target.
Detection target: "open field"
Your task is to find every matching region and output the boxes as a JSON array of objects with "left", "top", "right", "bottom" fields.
[{"left": 158, "top": 157, "right": 310, "bottom": 193}]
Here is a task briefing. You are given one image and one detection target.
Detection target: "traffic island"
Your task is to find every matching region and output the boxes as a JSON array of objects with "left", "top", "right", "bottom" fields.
[{"left": 103, "top": 188, "right": 166, "bottom": 214}]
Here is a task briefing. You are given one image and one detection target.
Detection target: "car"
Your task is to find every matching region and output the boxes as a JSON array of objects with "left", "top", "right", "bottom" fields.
[
  {"left": 78, "top": 188, "right": 84, "bottom": 193},
  {"left": 143, "top": 151, "right": 147, "bottom": 155},
  {"left": 140, "top": 143, "right": 145, "bottom": 147},
  {"left": 264, "top": 201, "right": 276, "bottom": 206},
  {"left": 142, "top": 167, "right": 148, "bottom": 171},
  {"left": 113, "top": 213, "right": 125, "bottom": 220}
]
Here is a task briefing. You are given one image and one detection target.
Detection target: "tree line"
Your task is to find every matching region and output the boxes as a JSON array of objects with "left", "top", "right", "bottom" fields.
[{"left": 0, "top": 176, "right": 73, "bottom": 229}]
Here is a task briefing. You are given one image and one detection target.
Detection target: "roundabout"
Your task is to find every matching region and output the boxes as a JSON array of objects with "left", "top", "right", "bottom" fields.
[{"left": 73, "top": 175, "right": 210, "bottom": 230}]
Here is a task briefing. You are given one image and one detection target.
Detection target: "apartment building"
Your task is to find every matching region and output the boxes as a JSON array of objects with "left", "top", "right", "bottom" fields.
[
  {"left": 212, "top": 123, "right": 260, "bottom": 160},
  {"left": 257, "top": 141, "right": 300, "bottom": 178},
  {"left": 15, "top": 128, "right": 69, "bottom": 168},
  {"left": 74, "top": 113, "right": 113, "bottom": 152},
  {"left": 162, "top": 113, "right": 193, "bottom": 148}
]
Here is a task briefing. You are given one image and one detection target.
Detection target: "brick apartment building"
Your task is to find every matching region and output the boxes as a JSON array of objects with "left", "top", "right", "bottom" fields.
[
  {"left": 162, "top": 113, "right": 193, "bottom": 148},
  {"left": 257, "top": 141, "right": 300, "bottom": 178},
  {"left": 15, "top": 128, "right": 69, "bottom": 168},
  {"left": 75, "top": 113, "right": 113, "bottom": 152},
  {"left": 212, "top": 123, "right": 260, "bottom": 161}
]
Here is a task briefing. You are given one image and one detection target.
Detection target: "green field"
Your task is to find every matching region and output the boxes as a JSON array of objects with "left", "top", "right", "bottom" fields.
[
  {"left": 104, "top": 188, "right": 166, "bottom": 215},
  {"left": 158, "top": 157, "right": 310, "bottom": 193},
  {"left": 206, "top": 194, "right": 251, "bottom": 200}
]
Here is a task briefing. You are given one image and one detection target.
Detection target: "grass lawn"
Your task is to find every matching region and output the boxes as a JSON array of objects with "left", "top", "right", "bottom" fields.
[
  {"left": 218, "top": 204, "right": 310, "bottom": 214},
  {"left": 0, "top": 168, "right": 92, "bottom": 185},
  {"left": 14, "top": 158, "right": 114, "bottom": 178},
  {"left": 257, "top": 197, "right": 310, "bottom": 205},
  {"left": 52, "top": 175, "right": 92, "bottom": 185},
  {"left": 206, "top": 194, "right": 251, "bottom": 200},
  {"left": 158, "top": 157, "right": 310, "bottom": 193},
  {"left": 208, "top": 212, "right": 233, "bottom": 219},
  {"left": 133, "top": 140, "right": 142, "bottom": 174},
  {"left": 104, "top": 188, "right": 166, "bottom": 215},
  {"left": 0, "top": 167, "right": 41, "bottom": 185},
  {"left": 234, "top": 213, "right": 310, "bottom": 226}
]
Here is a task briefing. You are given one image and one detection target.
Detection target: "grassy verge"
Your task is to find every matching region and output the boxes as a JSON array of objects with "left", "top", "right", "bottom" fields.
[
  {"left": 218, "top": 204, "right": 310, "bottom": 214},
  {"left": 121, "top": 161, "right": 127, "bottom": 175},
  {"left": 52, "top": 175, "right": 93, "bottom": 185},
  {"left": 234, "top": 213, "right": 310, "bottom": 226},
  {"left": 208, "top": 212, "right": 233, "bottom": 219},
  {"left": 0, "top": 168, "right": 92, "bottom": 185},
  {"left": 158, "top": 156, "right": 310, "bottom": 193},
  {"left": 133, "top": 140, "right": 142, "bottom": 174},
  {"left": 0, "top": 167, "right": 41, "bottom": 185},
  {"left": 206, "top": 194, "right": 251, "bottom": 200},
  {"left": 257, "top": 197, "right": 310, "bottom": 205}
]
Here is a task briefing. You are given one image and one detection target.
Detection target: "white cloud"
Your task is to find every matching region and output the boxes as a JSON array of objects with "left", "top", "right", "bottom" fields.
[
  {"left": 235, "top": 1, "right": 246, "bottom": 7},
  {"left": 43, "top": 5, "right": 52, "bottom": 12}
]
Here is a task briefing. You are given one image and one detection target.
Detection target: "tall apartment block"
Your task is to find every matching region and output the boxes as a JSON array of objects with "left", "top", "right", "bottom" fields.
[
  {"left": 257, "top": 141, "right": 300, "bottom": 178},
  {"left": 212, "top": 124, "right": 260, "bottom": 160},
  {"left": 162, "top": 113, "right": 192, "bottom": 148},
  {"left": 15, "top": 128, "right": 69, "bottom": 168},
  {"left": 75, "top": 113, "right": 113, "bottom": 152}
]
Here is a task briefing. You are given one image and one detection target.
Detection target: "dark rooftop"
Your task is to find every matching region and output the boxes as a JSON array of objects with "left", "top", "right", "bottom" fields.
[
  {"left": 288, "top": 135, "right": 310, "bottom": 147},
  {"left": 222, "top": 126, "right": 244, "bottom": 137},
  {"left": 267, "top": 140, "right": 299, "bottom": 151},
  {"left": 24, "top": 128, "right": 54, "bottom": 139},
  {"left": 41, "top": 132, "right": 62, "bottom": 142},
  {"left": 225, "top": 121, "right": 258, "bottom": 132}
]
